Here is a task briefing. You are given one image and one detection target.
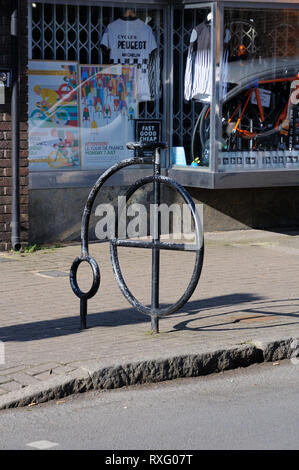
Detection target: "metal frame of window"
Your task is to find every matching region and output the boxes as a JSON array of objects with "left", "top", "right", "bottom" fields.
[
  {"left": 169, "top": 0, "right": 299, "bottom": 189},
  {"left": 171, "top": 2, "right": 215, "bottom": 171}
]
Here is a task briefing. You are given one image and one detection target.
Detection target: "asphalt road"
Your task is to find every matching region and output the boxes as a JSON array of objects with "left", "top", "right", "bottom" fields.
[{"left": 0, "top": 360, "right": 299, "bottom": 450}]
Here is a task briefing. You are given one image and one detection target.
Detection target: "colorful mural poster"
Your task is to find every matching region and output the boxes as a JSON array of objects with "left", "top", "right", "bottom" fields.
[
  {"left": 79, "top": 64, "right": 137, "bottom": 168},
  {"left": 28, "top": 60, "right": 80, "bottom": 170}
]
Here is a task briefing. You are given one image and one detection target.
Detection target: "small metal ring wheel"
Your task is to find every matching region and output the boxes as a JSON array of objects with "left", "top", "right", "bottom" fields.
[
  {"left": 70, "top": 255, "right": 101, "bottom": 329},
  {"left": 110, "top": 174, "right": 204, "bottom": 333},
  {"left": 70, "top": 255, "right": 100, "bottom": 300}
]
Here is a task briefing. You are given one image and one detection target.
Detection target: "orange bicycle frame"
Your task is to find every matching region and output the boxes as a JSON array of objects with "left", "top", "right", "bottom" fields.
[{"left": 227, "top": 75, "right": 298, "bottom": 140}]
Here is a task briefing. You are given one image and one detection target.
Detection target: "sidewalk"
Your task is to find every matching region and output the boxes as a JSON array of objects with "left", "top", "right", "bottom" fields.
[{"left": 0, "top": 228, "right": 299, "bottom": 409}]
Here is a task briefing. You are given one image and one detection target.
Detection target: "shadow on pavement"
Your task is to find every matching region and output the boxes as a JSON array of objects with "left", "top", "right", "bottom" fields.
[
  {"left": 173, "top": 297, "right": 299, "bottom": 333},
  {"left": 0, "top": 292, "right": 263, "bottom": 342}
]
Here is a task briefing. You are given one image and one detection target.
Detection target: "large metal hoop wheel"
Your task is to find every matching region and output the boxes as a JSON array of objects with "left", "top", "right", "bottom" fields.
[
  {"left": 110, "top": 174, "right": 204, "bottom": 332},
  {"left": 70, "top": 142, "right": 204, "bottom": 333}
]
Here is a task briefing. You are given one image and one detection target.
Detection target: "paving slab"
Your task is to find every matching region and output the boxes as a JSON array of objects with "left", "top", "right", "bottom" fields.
[{"left": 0, "top": 229, "right": 299, "bottom": 408}]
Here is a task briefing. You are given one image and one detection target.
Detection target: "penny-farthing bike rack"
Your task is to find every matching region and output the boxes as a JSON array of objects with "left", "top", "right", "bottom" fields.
[{"left": 70, "top": 142, "right": 204, "bottom": 334}]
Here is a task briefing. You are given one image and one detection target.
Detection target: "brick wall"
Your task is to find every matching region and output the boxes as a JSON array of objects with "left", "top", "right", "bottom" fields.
[{"left": 0, "top": 1, "right": 28, "bottom": 251}]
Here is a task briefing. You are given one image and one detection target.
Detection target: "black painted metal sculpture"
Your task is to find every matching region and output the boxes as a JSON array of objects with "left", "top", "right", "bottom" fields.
[{"left": 70, "top": 142, "right": 204, "bottom": 333}]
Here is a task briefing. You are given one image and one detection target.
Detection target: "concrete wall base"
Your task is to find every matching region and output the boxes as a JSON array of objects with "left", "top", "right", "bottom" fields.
[{"left": 29, "top": 186, "right": 299, "bottom": 244}]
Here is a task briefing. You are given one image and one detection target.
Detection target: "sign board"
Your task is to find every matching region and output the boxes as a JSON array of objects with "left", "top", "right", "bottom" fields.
[
  {"left": 28, "top": 60, "right": 80, "bottom": 170},
  {"left": 79, "top": 64, "right": 138, "bottom": 168},
  {"left": 135, "top": 119, "right": 162, "bottom": 157},
  {"left": 28, "top": 60, "right": 138, "bottom": 170}
]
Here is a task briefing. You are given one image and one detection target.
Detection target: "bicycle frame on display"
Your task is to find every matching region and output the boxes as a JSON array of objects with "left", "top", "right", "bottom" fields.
[
  {"left": 223, "top": 77, "right": 298, "bottom": 141},
  {"left": 195, "top": 74, "right": 299, "bottom": 152}
]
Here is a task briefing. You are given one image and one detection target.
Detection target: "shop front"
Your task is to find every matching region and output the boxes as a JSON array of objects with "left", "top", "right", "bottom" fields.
[
  {"left": 25, "top": 0, "right": 299, "bottom": 242},
  {"left": 170, "top": 0, "right": 299, "bottom": 190}
]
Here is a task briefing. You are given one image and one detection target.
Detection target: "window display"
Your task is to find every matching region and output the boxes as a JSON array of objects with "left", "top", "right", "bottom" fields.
[
  {"left": 186, "top": 6, "right": 299, "bottom": 172},
  {"left": 218, "top": 7, "right": 299, "bottom": 171},
  {"left": 180, "top": 6, "right": 212, "bottom": 168},
  {"left": 28, "top": 60, "right": 81, "bottom": 170},
  {"left": 79, "top": 64, "right": 138, "bottom": 168},
  {"left": 100, "top": 9, "right": 157, "bottom": 102},
  {"left": 27, "top": 1, "right": 299, "bottom": 185},
  {"left": 173, "top": 3, "right": 299, "bottom": 176},
  {"left": 184, "top": 12, "right": 212, "bottom": 103},
  {"left": 28, "top": 3, "right": 163, "bottom": 172}
]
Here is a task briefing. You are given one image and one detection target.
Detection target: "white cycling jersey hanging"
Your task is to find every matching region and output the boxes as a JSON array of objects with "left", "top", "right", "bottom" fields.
[{"left": 101, "top": 10, "right": 157, "bottom": 103}]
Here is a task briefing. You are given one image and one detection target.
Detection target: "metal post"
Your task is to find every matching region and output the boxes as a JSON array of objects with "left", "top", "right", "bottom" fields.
[
  {"left": 80, "top": 298, "right": 87, "bottom": 330},
  {"left": 151, "top": 147, "right": 161, "bottom": 334},
  {"left": 11, "top": 0, "right": 21, "bottom": 251}
]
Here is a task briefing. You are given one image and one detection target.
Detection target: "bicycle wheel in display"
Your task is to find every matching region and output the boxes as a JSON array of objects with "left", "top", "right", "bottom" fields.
[
  {"left": 191, "top": 104, "right": 210, "bottom": 164},
  {"left": 110, "top": 174, "right": 204, "bottom": 319},
  {"left": 192, "top": 71, "right": 298, "bottom": 156},
  {"left": 222, "top": 79, "right": 294, "bottom": 150}
]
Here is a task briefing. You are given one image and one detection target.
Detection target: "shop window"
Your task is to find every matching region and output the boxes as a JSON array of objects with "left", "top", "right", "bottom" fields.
[
  {"left": 176, "top": 4, "right": 299, "bottom": 173},
  {"left": 28, "top": 2, "right": 165, "bottom": 171},
  {"left": 172, "top": 5, "right": 212, "bottom": 168},
  {"left": 218, "top": 7, "right": 299, "bottom": 172}
]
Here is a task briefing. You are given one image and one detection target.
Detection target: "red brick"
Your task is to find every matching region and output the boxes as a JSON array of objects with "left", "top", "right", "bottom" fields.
[
  {"left": 0, "top": 196, "right": 12, "bottom": 205},
  {"left": 20, "top": 186, "right": 28, "bottom": 195},
  {"left": 20, "top": 141, "right": 28, "bottom": 150},
  {"left": 0, "top": 122, "right": 11, "bottom": 131},
  {"left": 0, "top": 113, "right": 9, "bottom": 121},
  {"left": 0, "top": 206, "right": 8, "bottom": 214},
  {"left": 0, "top": 177, "right": 11, "bottom": 186},
  {"left": 0, "top": 231, "right": 11, "bottom": 241},
  {"left": 0, "top": 214, "right": 10, "bottom": 223}
]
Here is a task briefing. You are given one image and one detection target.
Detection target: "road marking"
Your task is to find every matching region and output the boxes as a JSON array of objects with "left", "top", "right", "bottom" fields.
[{"left": 26, "top": 440, "right": 59, "bottom": 450}]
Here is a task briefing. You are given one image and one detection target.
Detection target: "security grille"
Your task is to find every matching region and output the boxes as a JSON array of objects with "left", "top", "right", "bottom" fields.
[
  {"left": 172, "top": 6, "right": 211, "bottom": 160},
  {"left": 28, "top": 2, "right": 207, "bottom": 162},
  {"left": 29, "top": 2, "right": 166, "bottom": 121}
]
